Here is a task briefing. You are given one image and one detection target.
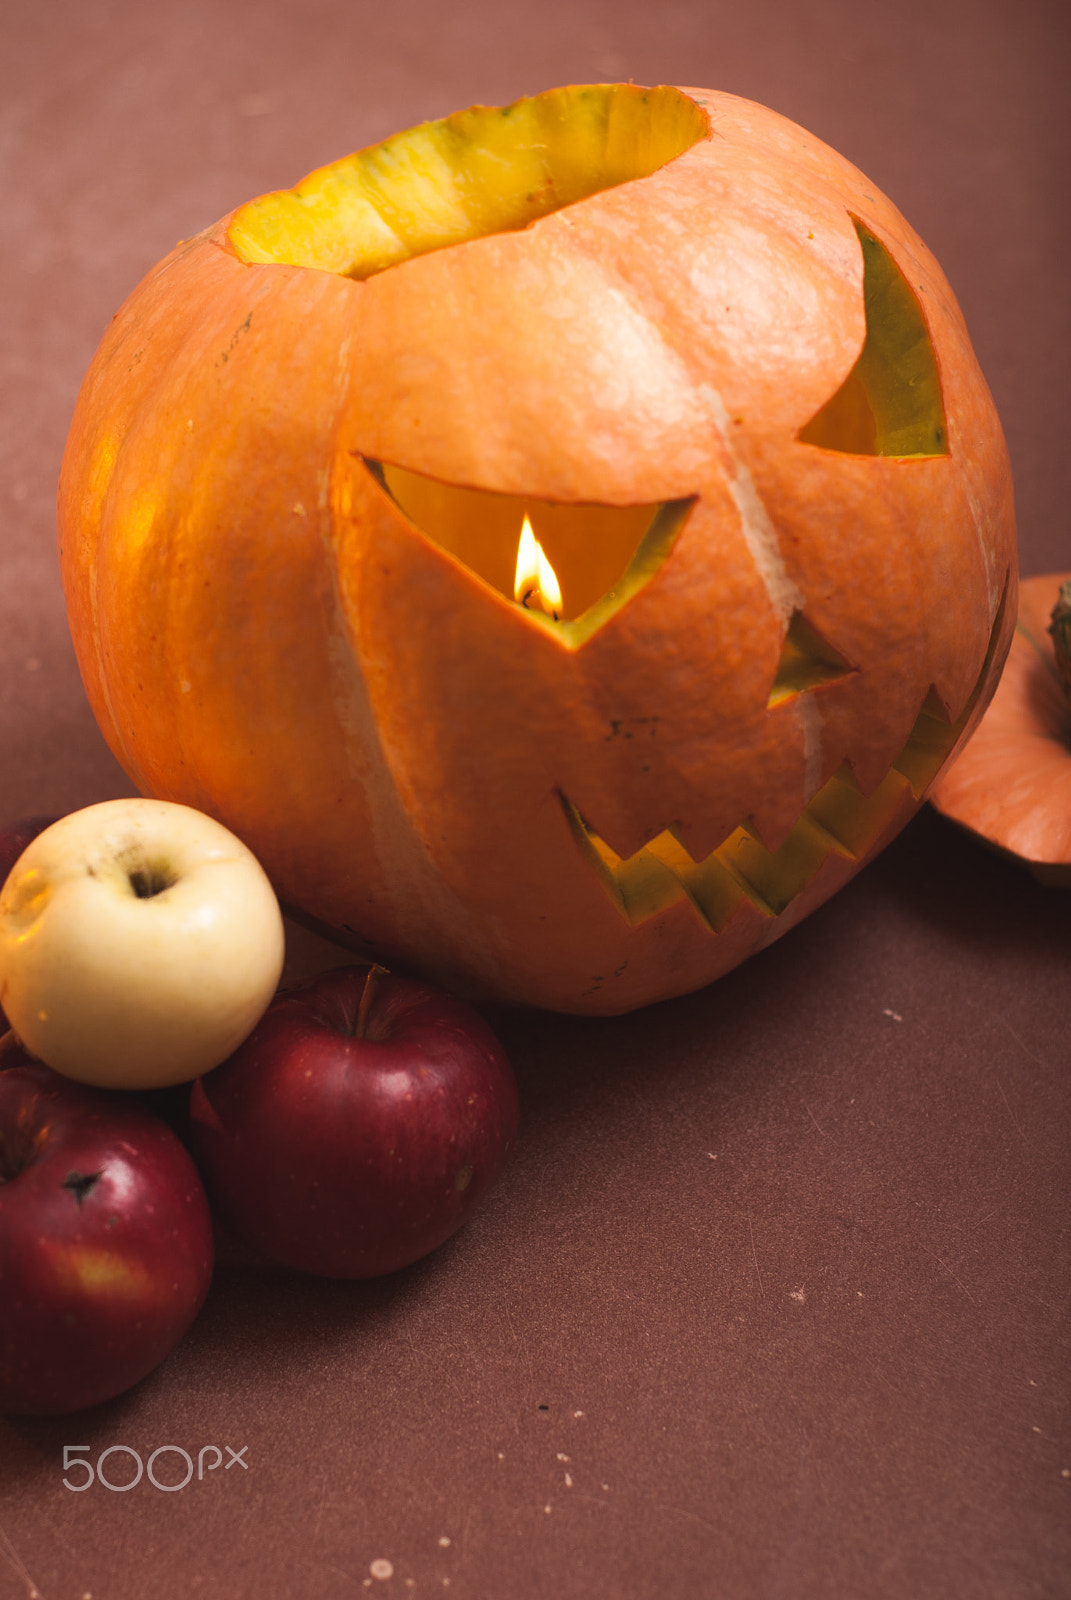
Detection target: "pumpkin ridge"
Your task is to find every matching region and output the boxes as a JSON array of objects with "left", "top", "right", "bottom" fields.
[{"left": 706, "top": 385, "right": 802, "bottom": 626}]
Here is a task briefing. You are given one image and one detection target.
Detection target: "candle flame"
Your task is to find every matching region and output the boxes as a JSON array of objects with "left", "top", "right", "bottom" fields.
[{"left": 513, "top": 516, "right": 562, "bottom": 619}]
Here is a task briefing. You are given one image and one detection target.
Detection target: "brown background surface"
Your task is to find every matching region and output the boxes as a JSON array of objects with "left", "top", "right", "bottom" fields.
[{"left": 1, "top": 1, "right": 1069, "bottom": 1596}]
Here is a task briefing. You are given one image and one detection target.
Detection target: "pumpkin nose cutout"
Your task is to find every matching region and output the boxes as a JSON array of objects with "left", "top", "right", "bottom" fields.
[
  {"left": 798, "top": 219, "right": 948, "bottom": 459},
  {"left": 367, "top": 458, "right": 693, "bottom": 642},
  {"left": 767, "top": 612, "right": 856, "bottom": 707}
]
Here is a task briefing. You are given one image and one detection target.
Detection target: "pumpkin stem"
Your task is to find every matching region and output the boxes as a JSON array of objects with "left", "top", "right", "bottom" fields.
[{"left": 1049, "top": 580, "right": 1071, "bottom": 707}]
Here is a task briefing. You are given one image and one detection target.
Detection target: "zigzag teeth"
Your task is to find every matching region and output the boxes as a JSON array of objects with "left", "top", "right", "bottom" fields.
[{"left": 560, "top": 583, "right": 1006, "bottom": 933}]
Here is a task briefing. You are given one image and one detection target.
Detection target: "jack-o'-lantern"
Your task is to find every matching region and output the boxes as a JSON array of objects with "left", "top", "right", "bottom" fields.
[{"left": 59, "top": 85, "right": 1016, "bottom": 1013}]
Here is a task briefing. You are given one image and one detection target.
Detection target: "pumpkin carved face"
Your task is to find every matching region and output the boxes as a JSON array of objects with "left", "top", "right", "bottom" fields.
[{"left": 59, "top": 85, "right": 1015, "bottom": 1012}]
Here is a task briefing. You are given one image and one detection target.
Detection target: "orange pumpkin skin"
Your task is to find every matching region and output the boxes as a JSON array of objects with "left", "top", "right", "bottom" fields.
[
  {"left": 931, "top": 574, "right": 1071, "bottom": 884},
  {"left": 58, "top": 88, "right": 1016, "bottom": 1013}
]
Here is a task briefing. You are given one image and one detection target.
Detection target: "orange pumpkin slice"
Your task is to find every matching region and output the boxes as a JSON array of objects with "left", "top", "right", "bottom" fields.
[{"left": 930, "top": 572, "right": 1071, "bottom": 885}]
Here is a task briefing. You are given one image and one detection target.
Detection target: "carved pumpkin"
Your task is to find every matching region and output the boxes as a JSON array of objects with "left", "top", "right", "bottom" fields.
[
  {"left": 59, "top": 84, "right": 1016, "bottom": 1012},
  {"left": 931, "top": 573, "right": 1071, "bottom": 885}
]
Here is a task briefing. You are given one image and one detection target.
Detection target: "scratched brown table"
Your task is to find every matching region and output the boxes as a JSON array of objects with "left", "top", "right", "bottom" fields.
[{"left": 1, "top": 1, "right": 1068, "bottom": 1596}]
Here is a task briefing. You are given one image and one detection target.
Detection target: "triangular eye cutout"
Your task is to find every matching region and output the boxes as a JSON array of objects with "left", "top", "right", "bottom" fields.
[
  {"left": 365, "top": 459, "right": 693, "bottom": 647},
  {"left": 799, "top": 219, "right": 948, "bottom": 459},
  {"left": 766, "top": 611, "right": 856, "bottom": 707}
]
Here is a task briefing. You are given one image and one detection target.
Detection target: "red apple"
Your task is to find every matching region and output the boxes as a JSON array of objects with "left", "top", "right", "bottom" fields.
[
  {"left": 0, "top": 1035, "right": 214, "bottom": 1415},
  {"left": 0, "top": 816, "right": 58, "bottom": 1032},
  {"left": 190, "top": 965, "right": 519, "bottom": 1278}
]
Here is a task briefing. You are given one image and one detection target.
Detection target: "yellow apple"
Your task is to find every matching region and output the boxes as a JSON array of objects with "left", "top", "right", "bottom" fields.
[{"left": 0, "top": 799, "right": 284, "bottom": 1089}]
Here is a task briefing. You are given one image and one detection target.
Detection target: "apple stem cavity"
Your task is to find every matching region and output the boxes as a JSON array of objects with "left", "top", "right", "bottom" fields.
[
  {"left": 126, "top": 860, "right": 176, "bottom": 899},
  {"left": 62, "top": 1169, "right": 103, "bottom": 1206}
]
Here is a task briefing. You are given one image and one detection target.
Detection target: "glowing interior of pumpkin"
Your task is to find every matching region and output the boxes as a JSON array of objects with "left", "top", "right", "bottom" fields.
[
  {"left": 368, "top": 459, "right": 692, "bottom": 642},
  {"left": 799, "top": 220, "right": 947, "bottom": 459},
  {"left": 228, "top": 84, "right": 708, "bottom": 279}
]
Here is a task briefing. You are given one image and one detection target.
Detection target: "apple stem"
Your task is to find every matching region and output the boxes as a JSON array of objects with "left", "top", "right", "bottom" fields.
[{"left": 354, "top": 963, "right": 388, "bottom": 1038}]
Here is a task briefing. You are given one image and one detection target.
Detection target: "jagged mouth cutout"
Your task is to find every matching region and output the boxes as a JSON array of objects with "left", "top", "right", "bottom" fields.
[{"left": 567, "top": 588, "right": 1005, "bottom": 932}]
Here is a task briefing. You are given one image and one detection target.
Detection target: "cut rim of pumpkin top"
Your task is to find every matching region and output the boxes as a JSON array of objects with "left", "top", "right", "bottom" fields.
[{"left": 226, "top": 84, "right": 709, "bottom": 279}]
